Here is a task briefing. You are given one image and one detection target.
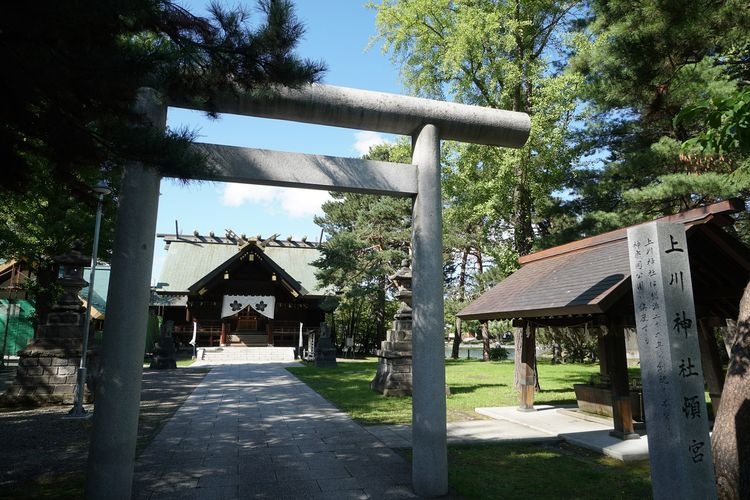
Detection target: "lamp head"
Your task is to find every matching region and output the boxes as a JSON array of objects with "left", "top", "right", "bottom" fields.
[{"left": 92, "top": 180, "right": 111, "bottom": 196}]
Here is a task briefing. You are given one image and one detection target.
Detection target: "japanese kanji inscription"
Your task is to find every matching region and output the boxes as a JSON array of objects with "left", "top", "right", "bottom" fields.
[{"left": 627, "top": 222, "right": 716, "bottom": 500}]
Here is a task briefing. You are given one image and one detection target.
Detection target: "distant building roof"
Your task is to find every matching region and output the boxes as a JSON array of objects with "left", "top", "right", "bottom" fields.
[
  {"left": 458, "top": 199, "right": 750, "bottom": 323},
  {"left": 153, "top": 233, "right": 327, "bottom": 297}
]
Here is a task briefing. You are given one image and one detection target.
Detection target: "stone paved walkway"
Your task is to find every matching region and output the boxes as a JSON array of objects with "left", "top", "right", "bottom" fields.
[{"left": 133, "top": 363, "right": 417, "bottom": 500}]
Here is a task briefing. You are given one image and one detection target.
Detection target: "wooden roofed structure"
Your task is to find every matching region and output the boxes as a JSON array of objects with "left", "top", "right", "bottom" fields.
[
  {"left": 458, "top": 199, "right": 750, "bottom": 438},
  {"left": 151, "top": 232, "right": 329, "bottom": 348}
]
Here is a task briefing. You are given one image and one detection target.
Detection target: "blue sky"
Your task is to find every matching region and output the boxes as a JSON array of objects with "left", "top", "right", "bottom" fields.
[{"left": 153, "top": 1, "right": 404, "bottom": 283}]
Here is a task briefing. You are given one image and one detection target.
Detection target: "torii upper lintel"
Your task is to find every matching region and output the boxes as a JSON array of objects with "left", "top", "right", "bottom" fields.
[{"left": 168, "top": 83, "right": 531, "bottom": 149}]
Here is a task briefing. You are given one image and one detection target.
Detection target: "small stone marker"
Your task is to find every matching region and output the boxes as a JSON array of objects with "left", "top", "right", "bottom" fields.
[
  {"left": 150, "top": 320, "right": 177, "bottom": 369},
  {"left": 627, "top": 221, "right": 716, "bottom": 500},
  {"left": 314, "top": 323, "right": 337, "bottom": 368}
]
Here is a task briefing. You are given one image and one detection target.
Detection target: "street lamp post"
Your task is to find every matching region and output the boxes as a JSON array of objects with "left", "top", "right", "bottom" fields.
[{"left": 67, "top": 180, "right": 110, "bottom": 419}]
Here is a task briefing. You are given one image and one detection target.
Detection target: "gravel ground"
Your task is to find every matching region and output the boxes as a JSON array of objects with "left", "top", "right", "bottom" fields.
[{"left": 0, "top": 365, "right": 210, "bottom": 497}]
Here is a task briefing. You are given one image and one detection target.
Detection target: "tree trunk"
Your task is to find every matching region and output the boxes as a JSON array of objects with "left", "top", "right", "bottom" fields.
[
  {"left": 550, "top": 326, "right": 563, "bottom": 364},
  {"left": 376, "top": 276, "right": 387, "bottom": 346},
  {"left": 712, "top": 281, "right": 750, "bottom": 499},
  {"left": 451, "top": 317, "right": 462, "bottom": 359},
  {"left": 481, "top": 320, "right": 490, "bottom": 361},
  {"left": 512, "top": 181, "right": 534, "bottom": 256}
]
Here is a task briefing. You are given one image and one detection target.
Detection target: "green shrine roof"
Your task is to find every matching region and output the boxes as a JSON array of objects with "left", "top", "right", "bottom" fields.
[{"left": 153, "top": 233, "right": 327, "bottom": 297}]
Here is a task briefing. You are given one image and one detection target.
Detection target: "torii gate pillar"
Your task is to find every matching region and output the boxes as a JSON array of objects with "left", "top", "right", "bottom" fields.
[
  {"left": 85, "top": 89, "right": 164, "bottom": 498},
  {"left": 411, "top": 124, "right": 448, "bottom": 495}
]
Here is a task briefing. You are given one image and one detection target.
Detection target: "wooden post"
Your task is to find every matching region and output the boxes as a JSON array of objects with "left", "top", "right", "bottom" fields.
[
  {"left": 697, "top": 319, "right": 725, "bottom": 417},
  {"left": 519, "top": 323, "right": 536, "bottom": 411},
  {"left": 606, "top": 319, "right": 638, "bottom": 439},
  {"left": 219, "top": 321, "right": 227, "bottom": 346},
  {"left": 598, "top": 331, "right": 609, "bottom": 377}
]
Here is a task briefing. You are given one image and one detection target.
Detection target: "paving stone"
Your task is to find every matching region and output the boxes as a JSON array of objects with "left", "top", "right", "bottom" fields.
[
  {"left": 286, "top": 490, "right": 369, "bottom": 500},
  {"left": 239, "top": 479, "right": 321, "bottom": 498},
  {"left": 197, "top": 471, "right": 241, "bottom": 487},
  {"left": 317, "top": 477, "right": 364, "bottom": 492},
  {"left": 364, "top": 484, "right": 421, "bottom": 500},
  {"left": 344, "top": 463, "right": 390, "bottom": 478},
  {"left": 237, "top": 464, "right": 279, "bottom": 480},
  {"left": 134, "top": 363, "right": 414, "bottom": 498}
]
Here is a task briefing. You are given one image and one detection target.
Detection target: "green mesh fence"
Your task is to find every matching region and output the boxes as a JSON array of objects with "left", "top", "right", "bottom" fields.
[{"left": 1, "top": 299, "right": 35, "bottom": 358}]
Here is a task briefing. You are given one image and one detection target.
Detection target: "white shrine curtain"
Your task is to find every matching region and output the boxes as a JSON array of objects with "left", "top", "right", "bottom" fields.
[{"left": 221, "top": 295, "right": 275, "bottom": 319}]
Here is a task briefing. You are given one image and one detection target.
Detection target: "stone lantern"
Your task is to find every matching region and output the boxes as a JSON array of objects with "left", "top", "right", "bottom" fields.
[
  {"left": 391, "top": 260, "right": 413, "bottom": 332},
  {"left": 42, "top": 243, "right": 89, "bottom": 337},
  {"left": 2, "top": 242, "right": 98, "bottom": 405},
  {"left": 371, "top": 259, "right": 413, "bottom": 396}
]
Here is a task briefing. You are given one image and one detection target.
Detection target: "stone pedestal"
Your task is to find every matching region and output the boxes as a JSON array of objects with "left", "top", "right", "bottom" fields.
[
  {"left": 5, "top": 339, "right": 97, "bottom": 405},
  {"left": 1, "top": 244, "right": 98, "bottom": 406},
  {"left": 371, "top": 260, "right": 413, "bottom": 397},
  {"left": 371, "top": 323, "right": 413, "bottom": 396}
]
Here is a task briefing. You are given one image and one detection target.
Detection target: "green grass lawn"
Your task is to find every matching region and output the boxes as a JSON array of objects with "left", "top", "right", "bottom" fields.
[
  {"left": 288, "top": 358, "right": 652, "bottom": 499},
  {"left": 444, "top": 442, "right": 652, "bottom": 499},
  {"left": 287, "top": 357, "right": 601, "bottom": 424}
]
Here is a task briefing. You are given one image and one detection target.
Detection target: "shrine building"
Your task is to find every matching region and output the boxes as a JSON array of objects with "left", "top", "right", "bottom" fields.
[
  {"left": 458, "top": 199, "right": 750, "bottom": 438},
  {"left": 151, "top": 231, "right": 329, "bottom": 348}
]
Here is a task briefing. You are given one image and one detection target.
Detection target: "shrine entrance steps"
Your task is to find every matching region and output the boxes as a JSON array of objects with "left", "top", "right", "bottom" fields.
[
  {"left": 228, "top": 332, "right": 267, "bottom": 347},
  {"left": 196, "top": 346, "right": 295, "bottom": 364}
]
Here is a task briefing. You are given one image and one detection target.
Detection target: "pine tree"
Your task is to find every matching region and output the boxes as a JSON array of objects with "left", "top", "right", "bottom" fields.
[{"left": 1, "top": 0, "right": 325, "bottom": 193}]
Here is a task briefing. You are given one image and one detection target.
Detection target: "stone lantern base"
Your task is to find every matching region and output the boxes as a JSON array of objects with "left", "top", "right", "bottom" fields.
[
  {"left": 371, "top": 321, "right": 412, "bottom": 397},
  {"left": 2, "top": 339, "right": 98, "bottom": 406}
]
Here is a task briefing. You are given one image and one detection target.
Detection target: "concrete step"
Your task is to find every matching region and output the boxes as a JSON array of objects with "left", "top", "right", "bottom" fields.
[
  {"left": 198, "top": 346, "right": 295, "bottom": 363},
  {"left": 228, "top": 333, "right": 267, "bottom": 347}
]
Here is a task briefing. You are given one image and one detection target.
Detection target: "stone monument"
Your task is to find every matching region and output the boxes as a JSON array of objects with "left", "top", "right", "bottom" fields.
[
  {"left": 150, "top": 319, "right": 177, "bottom": 369},
  {"left": 314, "top": 322, "right": 337, "bottom": 368},
  {"left": 2, "top": 243, "right": 98, "bottom": 405},
  {"left": 627, "top": 222, "right": 716, "bottom": 500},
  {"left": 371, "top": 260, "right": 413, "bottom": 396}
]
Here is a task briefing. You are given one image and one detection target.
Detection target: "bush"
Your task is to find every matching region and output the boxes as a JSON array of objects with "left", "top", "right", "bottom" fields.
[{"left": 488, "top": 344, "right": 509, "bottom": 361}]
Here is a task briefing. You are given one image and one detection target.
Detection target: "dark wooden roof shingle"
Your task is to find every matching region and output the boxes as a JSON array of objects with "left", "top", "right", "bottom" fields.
[{"left": 458, "top": 199, "right": 748, "bottom": 321}]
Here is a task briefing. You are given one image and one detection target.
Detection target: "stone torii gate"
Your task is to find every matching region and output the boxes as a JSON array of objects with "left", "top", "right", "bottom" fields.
[{"left": 85, "top": 84, "right": 530, "bottom": 498}]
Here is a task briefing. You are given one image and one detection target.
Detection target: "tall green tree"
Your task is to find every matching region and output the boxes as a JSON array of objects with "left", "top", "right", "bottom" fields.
[
  {"left": 314, "top": 142, "right": 413, "bottom": 351},
  {"left": 371, "top": 0, "right": 584, "bottom": 257},
  {"left": 371, "top": 0, "right": 584, "bottom": 364},
  {"left": 442, "top": 144, "right": 520, "bottom": 358},
  {"left": 679, "top": 84, "right": 750, "bottom": 500},
  {"left": 560, "top": 0, "right": 750, "bottom": 241},
  {"left": 1, "top": 0, "right": 325, "bottom": 193}
]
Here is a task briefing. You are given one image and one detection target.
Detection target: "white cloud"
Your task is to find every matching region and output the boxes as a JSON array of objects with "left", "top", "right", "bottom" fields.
[
  {"left": 353, "top": 131, "right": 392, "bottom": 156},
  {"left": 221, "top": 183, "right": 331, "bottom": 218},
  {"left": 222, "top": 184, "right": 276, "bottom": 207}
]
